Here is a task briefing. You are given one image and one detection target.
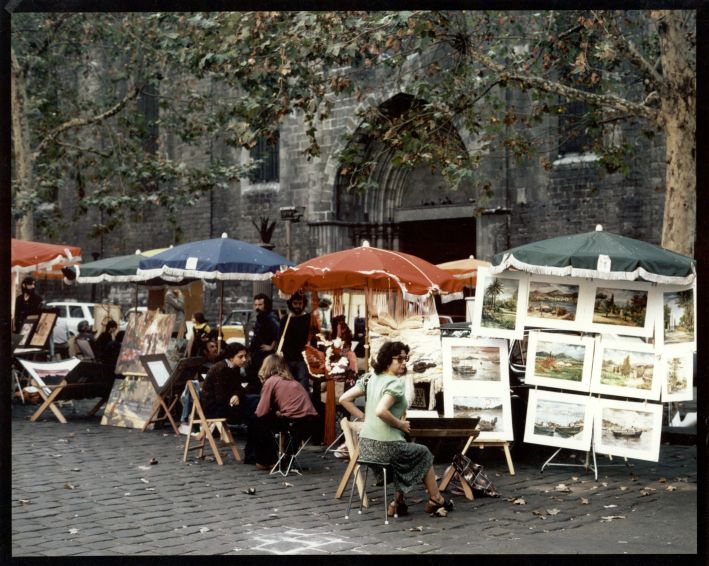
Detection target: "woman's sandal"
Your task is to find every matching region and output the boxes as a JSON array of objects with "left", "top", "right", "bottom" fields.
[
  {"left": 424, "top": 496, "right": 454, "bottom": 515},
  {"left": 387, "top": 495, "right": 409, "bottom": 517}
]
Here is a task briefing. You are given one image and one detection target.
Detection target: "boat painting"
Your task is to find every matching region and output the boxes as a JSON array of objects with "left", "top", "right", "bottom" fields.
[
  {"left": 524, "top": 389, "right": 594, "bottom": 451},
  {"left": 593, "top": 399, "right": 663, "bottom": 462}
]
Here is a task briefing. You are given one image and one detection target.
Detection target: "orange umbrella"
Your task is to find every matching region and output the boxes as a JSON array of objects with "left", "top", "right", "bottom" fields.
[
  {"left": 11, "top": 238, "right": 82, "bottom": 274},
  {"left": 436, "top": 255, "right": 491, "bottom": 288},
  {"left": 271, "top": 241, "right": 460, "bottom": 296}
]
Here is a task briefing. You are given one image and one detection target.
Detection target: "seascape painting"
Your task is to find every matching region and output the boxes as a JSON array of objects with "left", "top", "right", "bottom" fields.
[
  {"left": 526, "top": 277, "right": 587, "bottom": 330},
  {"left": 593, "top": 398, "right": 662, "bottom": 462},
  {"left": 525, "top": 332, "right": 594, "bottom": 392},
  {"left": 590, "top": 340, "right": 660, "bottom": 400},
  {"left": 524, "top": 389, "right": 594, "bottom": 450},
  {"left": 446, "top": 391, "right": 513, "bottom": 440},
  {"left": 450, "top": 345, "right": 501, "bottom": 381}
]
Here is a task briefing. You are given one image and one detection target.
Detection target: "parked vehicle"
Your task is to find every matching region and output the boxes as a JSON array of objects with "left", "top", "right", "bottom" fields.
[
  {"left": 46, "top": 300, "right": 97, "bottom": 335},
  {"left": 220, "top": 309, "right": 253, "bottom": 344}
]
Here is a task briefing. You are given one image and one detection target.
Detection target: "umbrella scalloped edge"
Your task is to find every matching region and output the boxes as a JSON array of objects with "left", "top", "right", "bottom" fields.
[
  {"left": 136, "top": 266, "right": 277, "bottom": 282},
  {"left": 490, "top": 253, "right": 696, "bottom": 286}
]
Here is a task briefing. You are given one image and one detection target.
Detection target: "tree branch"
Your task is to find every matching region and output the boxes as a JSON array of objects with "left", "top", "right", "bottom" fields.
[
  {"left": 54, "top": 139, "right": 113, "bottom": 158},
  {"left": 33, "top": 86, "right": 142, "bottom": 158},
  {"left": 467, "top": 46, "right": 660, "bottom": 124}
]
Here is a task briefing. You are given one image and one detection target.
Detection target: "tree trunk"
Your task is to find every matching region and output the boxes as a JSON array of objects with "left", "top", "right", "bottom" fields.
[
  {"left": 10, "top": 48, "right": 35, "bottom": 241},
  {"left": 657, "top": 11, "right": 696, "bottom": 257}
]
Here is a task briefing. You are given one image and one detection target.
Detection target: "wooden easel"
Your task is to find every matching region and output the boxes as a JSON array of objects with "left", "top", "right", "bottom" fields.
[
  {"left": 334, "top": 418, "right": 369, "bottom": 507},
  {"left": 471, "top": 439, "right": 516, "bottom": 475},
  {"left": 142, "top": 393, "right": 180, "bottom": 435}
]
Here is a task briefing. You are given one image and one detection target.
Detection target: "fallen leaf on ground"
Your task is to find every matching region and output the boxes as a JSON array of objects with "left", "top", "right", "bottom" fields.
[
  {"left": 243, "top": 488, "right": 256, "bottom": 495},
  {"left": 601, "top": 515, "right": 625, "bottom": 522},
  {"left": 640, "top": 487, "right": 656, "bottom": 496},
  {"left": 675, "top": 477, "right": 688, "bottom": 483},
  {"left": 532, "top": 510, "right": 546, "bottom": 517},
  {"left": 58, "top": 439, "right": 68, "bottom": 443},
  {"left": 68, "top": 528, "right": 79, "bottom": 534},
  {"left": 546, "top": 508, "right": 560, "bottom": 515},
  {"left": 512, "top": 498, "right": 526, "bottom": 505},
  {"left": 284, "top": 482, "right": 294, "bottom": 487},
  {"left": 432, "top": 507, "right": 448, "bottom": 517},
  {"left": 555, "top": 484, "right": 571, "bottom": 493},
  {"left": 571, "top": 476, "right": 579, "bottom": 481},
  {"left": 658, "top": 477, "right": 667, "bottom": 483},
  {"left": 408, "top": 526, "right": 424, "bottom": 532},
  {"left": 64, "top": 483, "right": 75, "bottom": 490},
  {"left": 124, "top": 492, "right": 131, "bottom": 496},
  {"left": 580, "top": 498, "right": 589, "bottom": 505},
  {"left": 619, "top": 486, "right": 628, "bottom": 491},
  {"left": 665, "top": 485, "right": 677, "bottom": 492},
  {"left": 603, "top": 504, "right": 617, "bottom": 509},
  {"left": 19, "top": 499, "right": 30, "bottom": 506},
  {"left": 140, "top": 478, "right": 150, "bottom": 484},
  {"left": 138, "top": 465, "right": 151, "bottom": 471},
  {"left": 149, "top": 458, "right": 158, "bottom": 465},
  {"left": 71, "top": 468, "right": 81, "bottom": 472},
  {"left": 601, "top": 482, "right": 608, "bottom": 487},
  {"left": 199, "top": 527, "right": 210, "bottom": 533}
]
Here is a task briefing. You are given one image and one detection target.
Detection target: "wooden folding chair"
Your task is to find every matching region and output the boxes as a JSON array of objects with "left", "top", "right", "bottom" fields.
[
  {"left": 335, "top": 418, "right": 369, "bottom": 507},
  {"left": 182, "top": 381, "right": 241, "bottom": 465}
]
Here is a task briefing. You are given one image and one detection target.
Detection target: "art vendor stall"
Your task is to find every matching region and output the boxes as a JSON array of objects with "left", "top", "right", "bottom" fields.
[{"left": 461, "top": 225, "right": 696, "bottom": 476}]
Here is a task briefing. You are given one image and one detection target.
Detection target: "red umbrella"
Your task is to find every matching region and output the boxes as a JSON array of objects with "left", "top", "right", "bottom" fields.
[
  {"left": 11, "top": 238, "right": 82, "bottom": 274},
  {"left": 271, "top": 241, "right": 461, "bottom": 296}
]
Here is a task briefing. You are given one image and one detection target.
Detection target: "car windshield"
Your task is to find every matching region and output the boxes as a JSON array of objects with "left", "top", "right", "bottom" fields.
[{"left": 223, "top": 311, "right": 251, "bottom": 326}]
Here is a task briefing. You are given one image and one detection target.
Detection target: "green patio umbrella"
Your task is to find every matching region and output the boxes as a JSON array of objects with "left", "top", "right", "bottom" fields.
[
  {"left": 490, "top": 225, "right": 695, "bottom": 285},
  {"left": 75, "top": 248, "right": 169, "bottom": 284}
]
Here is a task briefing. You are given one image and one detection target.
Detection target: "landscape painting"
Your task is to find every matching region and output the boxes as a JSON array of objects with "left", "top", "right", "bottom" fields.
[
  {"left": 656, "top": 285, "right": 696, "bottom": 349},
  {"left": 524, "top": 389, "right": 594, "bottom": 450},
  {"left": 443, "top": 388, "right": 513, "bottom": 440},
  {"left": 471, "top": 267, "right": 528, "bottom": 340},
  {"left": 115, "top": 311, "right": 175, "bottom": 376},
  {"left": 442, "top": 337, "right": 509, "bottom": 384},
  {"left": 525, "top": 332, "right": 595, "bottom": 392},
  {"left": 593, "top": 398, "right": 662, "bottom": 462},
  {"left": 590, "top": 339, "right": 660, "bottom": 401},
  {"left": 585, "top": 281, "right": 658, "bottom": 337},
  {"left": 659, "top": 344, "right": 695, "bottom": 402},
  {"left": 526, "top": 276, "right": 586, "bottom": 331}
]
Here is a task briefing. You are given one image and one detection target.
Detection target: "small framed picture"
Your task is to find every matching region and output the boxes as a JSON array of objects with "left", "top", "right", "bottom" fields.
[
  {"left": 655, "top": 284, "right": 696, "bottom": 350},
  {"left": 140, "top": 354, "right": 174, "bottom": 395},
  {"left": 525, "top": 275, "right": 589, "bottom": 331},
  {"left": 471, "top": 267, "right": 529, "bottom": 340},
  {"left": 525, "top": 331, "right": 595, "bottom": 393},
  {"left": 581, "top": 280, "right": 659, "bottom": 338},
  {"left": 524, "top": 389, "right": 595, "bottom": 451},
  {"left": 442, "top": 337, "right": 509, "bottom": 385},
  {"left": 593, "top": 398, "right": 663, "bottom": 462},
  {"left": 17, "top": 314, "right": 39, "bottom": 347},
  {"left": 445, "top": 391, "right": 513, "bottom": 441},
  {"left": 658, "top": 344, "right": 695, "bottom": 402},
  {"left": 29, "top": 310, "right": 58, "bottom": 348},
  {"left": 590, "top": 338, "right": 661, "bottom": 401}
]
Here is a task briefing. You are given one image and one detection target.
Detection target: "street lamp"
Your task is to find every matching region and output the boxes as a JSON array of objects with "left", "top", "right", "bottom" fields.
[{"left": 279, "top": 206, "right": 305, "bottom": 261}]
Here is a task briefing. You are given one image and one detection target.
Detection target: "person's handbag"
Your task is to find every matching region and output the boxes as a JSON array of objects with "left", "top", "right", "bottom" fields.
[{"left": 447, "top": 453, "right": 500, "bottom": 497}]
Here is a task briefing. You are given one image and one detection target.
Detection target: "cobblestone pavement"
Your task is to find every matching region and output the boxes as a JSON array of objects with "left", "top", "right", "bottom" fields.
[{"left": 10, "top": 402, "right": 699, "bottom": 557}]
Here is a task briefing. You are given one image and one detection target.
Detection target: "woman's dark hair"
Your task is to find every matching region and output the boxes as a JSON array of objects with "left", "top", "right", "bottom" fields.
[
  {"left": 105, "top": 320, "right": 118, "bottom": 332},
  {"left": 331, "top": 315, "right": 352, "bottom": 347},
  {"left": 223, "top": 342, "right": 246, "bottom": 358},
  {"left": 254, "top": 293, "right": 272, "bottom": 311},
  {"left": 371, "top": 341, "right": 409, "bottom": 373},
  {"left": 193, "top": 312, "right": 207, "bottom": 324}
]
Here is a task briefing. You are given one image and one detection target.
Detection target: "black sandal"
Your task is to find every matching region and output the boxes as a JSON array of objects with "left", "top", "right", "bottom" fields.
[{"left": 424, "top": 496, "right": 454, "bottom": 514}]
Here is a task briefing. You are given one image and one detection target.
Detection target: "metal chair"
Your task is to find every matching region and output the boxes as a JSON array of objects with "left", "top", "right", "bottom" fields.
[
  {"left": 345, "top": 457, "right": 393, "bottom": 525},
  {"left": 270, "top": 420, "right": 311, "bottom": 477}
]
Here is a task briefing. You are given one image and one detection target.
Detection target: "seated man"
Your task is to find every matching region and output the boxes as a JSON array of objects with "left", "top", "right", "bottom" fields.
[
  {"left": 200, "top": 342, "right": 249, "bottom": 423},
  {"left": 251, "top": 353, "right": 319, "bottom": 470}
]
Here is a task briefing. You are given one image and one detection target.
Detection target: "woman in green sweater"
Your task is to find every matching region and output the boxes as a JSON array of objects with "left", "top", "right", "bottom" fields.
[{"left": 339, "top": 340, "right": 453, "bottom": 517}]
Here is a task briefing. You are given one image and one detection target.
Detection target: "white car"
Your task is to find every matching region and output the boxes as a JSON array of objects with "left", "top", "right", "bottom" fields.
[{"left": 46, "top": 301, "right": 97, "bottom": 335}]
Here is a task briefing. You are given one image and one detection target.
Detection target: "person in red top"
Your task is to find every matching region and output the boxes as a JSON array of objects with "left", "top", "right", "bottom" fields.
[{"left": 252, "top": 353, "right": 319, "bottom": 469}]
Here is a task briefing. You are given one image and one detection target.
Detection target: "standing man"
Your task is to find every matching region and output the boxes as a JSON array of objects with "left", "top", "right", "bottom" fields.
[
  {"left": 13, "top": 276, "right": 43, "bottom": 333},
  {"left": 247, "top": 293, "right": 280, "bottom": 384},
  {"left": 277, "top": 291, "right": 312, "bottom": 392},
  {"left": 163, "top": 288, "right": 185, "bottom": 338}
]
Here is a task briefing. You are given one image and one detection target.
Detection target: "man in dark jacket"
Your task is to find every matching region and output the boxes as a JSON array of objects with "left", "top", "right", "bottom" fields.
[
  {"left": 246, "top": 293, "right": 279, "bottom": 384},
  {"left": 201, "top": 342, "right": 250, "bottom": 423},
  {"left": 13, "top": 276, "right": 43, "bottom": 333},
  {"left": 277, "top": 290, "right": 312, "bottom": 392}
]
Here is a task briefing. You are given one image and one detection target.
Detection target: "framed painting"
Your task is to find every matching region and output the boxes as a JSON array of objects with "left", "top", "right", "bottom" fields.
[
  {"left": 658, "top": 344, "right": 695, "bottom": 402},
  {"left": 444, "top": 391, "right": 513, "bottom": 441},
  {"left": 115, "top": 311, "right": 175, "bottom": 376},
  {"left": 525, "top": 275, "right": 589, "bottom": 331},
  {"left": 655, "top": 284, "right": 696, "bottom": 350},
  {"left": 524, "top": 389, "right": 595, "bottom": 451},
  {"left": 525, "top": 331, "right": 595, "bottom": 393},
  {"left": 16, "top": 314, "right": 39, "bottom": 348},
  {"left": 441, "top": 337, "right": 509, "bottom": 385},
  {"left": 581, "top": 280, "right": 659, "bottom": 338},
  {"left": 471, "top": 267, "right": 529, "bottom": 340},
  {"left": 593, "top": 398, "right": 663, "bottom": 462},
  {"left": 29, "top": 310, "right": 58, "bottom": 348},
  {"left": 140, "top": 354, "right": 174, "bottom": 395},
  {"left": 590, "top": 338, "right": 661, "bottom": 401}
]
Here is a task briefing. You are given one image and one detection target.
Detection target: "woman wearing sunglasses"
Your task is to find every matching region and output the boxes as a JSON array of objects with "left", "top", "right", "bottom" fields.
[{"left": 339, "top": 340, "right": 453, "bottom": 518}]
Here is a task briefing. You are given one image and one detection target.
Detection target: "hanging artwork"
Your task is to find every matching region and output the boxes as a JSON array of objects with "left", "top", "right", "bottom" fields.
[
  {"left": 658, "top": 344, "right": 695, "bottom": 402},
  {"left": 590, "top": 338, "right": 661, "bottom": 401},
  {"left": 593, "top": 398, "right": 663, "bottom": 462},
  {"left": 655, "top": 284, "right": 696, "bottom": 350},
  {"left": 524, "top": 389, "right": 595, "bottom": 451},
  {"left": 525, "top": 331, "right": 595, "bottom": 393},
  {"left": 525, "top": 275, "right": 589, "bottom": 331},
  {"left": 441, "top": 337, "right": 513, "bottom": 440},
  {"left": 580, "top": 280, "right": 659, "bottom": 338},
  {"left": 471, "top": 267, "right": 529, "bottom": 340}
]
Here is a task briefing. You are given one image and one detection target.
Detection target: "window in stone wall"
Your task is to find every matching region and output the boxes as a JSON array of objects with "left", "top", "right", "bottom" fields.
[
  {"left": 138, "top": 83, "right": 159, "bottom": 154},
  {"left": 249, "top": 135, "right": 280, "bottom": 183},
  {"left": 558, "top": 98, "right": 595, "bottom": 156}
]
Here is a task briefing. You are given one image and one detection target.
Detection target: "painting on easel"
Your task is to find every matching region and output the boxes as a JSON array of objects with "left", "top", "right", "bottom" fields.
[{"left": 115, "top": 311, "right": 175, "bottom": 376}]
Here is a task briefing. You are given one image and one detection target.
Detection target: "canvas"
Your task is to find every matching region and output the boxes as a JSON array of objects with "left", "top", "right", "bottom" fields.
[
  {"left": 525, "top": 331, "right": 595, "bottom": 393},
  {"left": 29, "top": 310, "right": 57, "bottom": 348},
  {"left": 659, "top": 344, "right": 695, "bottom": 402},
  {"left": 525, "top": 275, "right": 589, "bottom": 331},
  {"left": 590, "top": 338, "right": 661, "bottom": 400},
  {"left": 115, "top": 311, "right": 176, "bottom": 376},
  {"left": 442, "top": 337, "right": 509, "bottom": 384},
  {"left": 655, "top": 284, "right": 696, "bottom": 350},
  {"left": 471, "top": 267, "right": 529, "bottom": 340},
  {"left": 593, "top": 398, "right": 663, "bottom": 462},
  {"left": 524, "top": 389, "right": 595, "bottom": 451},
  {"left": 581, "top": 280, "right": 659, "bottom": 337},
  {"left": 446, "top": 392, "right": 513, "bottom": 441}
]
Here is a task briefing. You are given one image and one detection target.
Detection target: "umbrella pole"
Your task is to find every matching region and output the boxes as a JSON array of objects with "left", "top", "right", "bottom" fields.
[
  {"left": 134, "top": 283, "right": 138, "bottom": 312},
  {"left": 218, "top": 280, "right": 224, "bottom": 350}
]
